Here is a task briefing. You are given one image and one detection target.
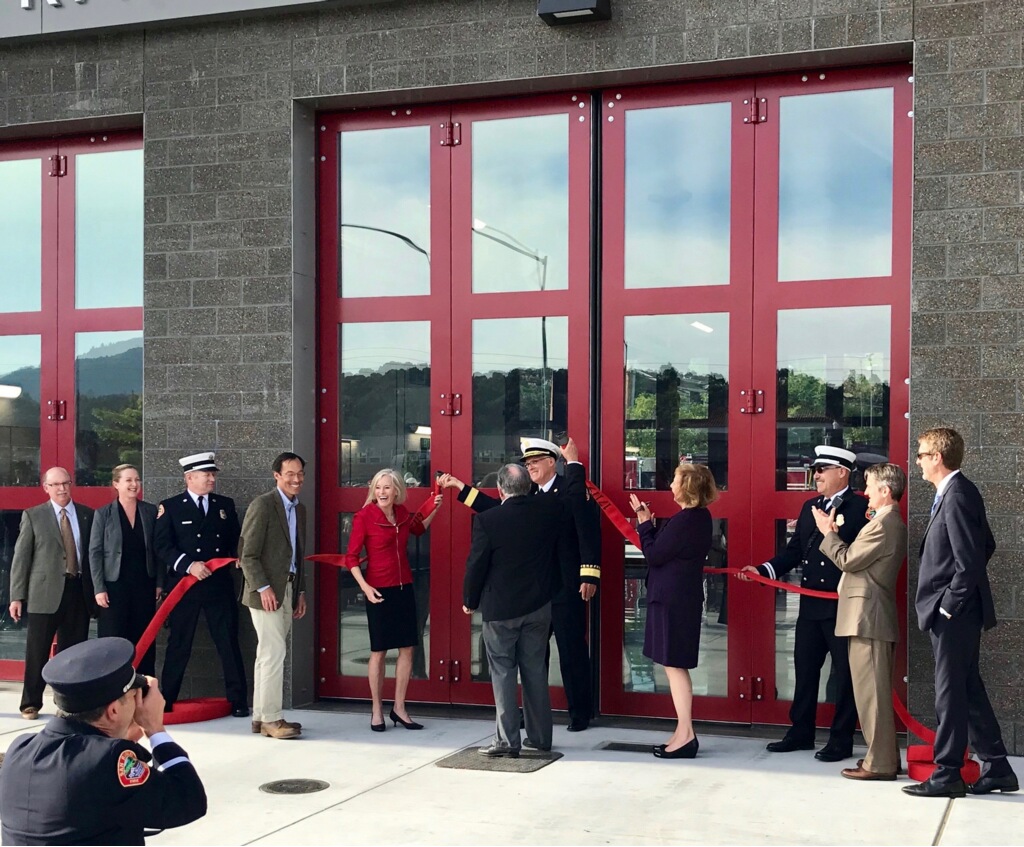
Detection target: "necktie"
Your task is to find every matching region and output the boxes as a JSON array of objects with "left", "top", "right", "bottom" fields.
[
  {"left": 821, "top": 498, "right": 831, "bottom": 512},
  {"left": 59, "top": 508, "right": 78, "bottom": 577},
  {"left": 197, "top": 495, "right": 206, "bottom": 515},
  {"left": 930, "top": 493, "right": 942, "bottom": 517}
]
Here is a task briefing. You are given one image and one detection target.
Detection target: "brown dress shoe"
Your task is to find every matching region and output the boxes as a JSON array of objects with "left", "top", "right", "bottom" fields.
[
  {"left": 857, "top": 758, "right": 904, "bottom": 775},
  {"left": 252, "top": 719, "right": 302, "bottom": 734},
  {"left": 260, "top": 719, "right": 300, "bottom": 739},
  {"left": 842, "top": 765, "right": 897, "bottom": 781},
  {"left": 20, "top": 708, "right": 39, "bottom": 720}
]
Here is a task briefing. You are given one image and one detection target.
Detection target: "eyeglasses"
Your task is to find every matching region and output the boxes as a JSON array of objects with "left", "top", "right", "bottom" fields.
[
  {"left": 45, "top": 481, "right": 72, "bottom": 488},
  {"left": 916, "top": 451, "right": 935, "bottom": 460},
  {"left": 812, "top": 466, "right": 836, "bottom": 474}
]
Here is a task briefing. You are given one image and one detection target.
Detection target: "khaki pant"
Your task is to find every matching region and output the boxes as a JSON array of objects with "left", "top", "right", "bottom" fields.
[
  {"left": 848, "top": 636, "right": 898, "bottom": 774},
  {"left": 249, "top": 583, "right": 293, "bottom": 724}
]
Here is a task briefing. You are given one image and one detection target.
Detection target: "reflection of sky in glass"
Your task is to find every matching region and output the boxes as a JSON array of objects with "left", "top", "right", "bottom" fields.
[
  {"left": 0, "top": 159, "right": 42, "bottom": 312},
  {"left": 625, "top": 103, "right": 731, "bottom": 288},
  {"left": 471, "top": 317, "right": 567, "bottom": 374},
  {"left": 624, "top": 313, "right": 729, "bottom": 375},
  {"left": 778, "top": 88, "right": 893, "bottom": 281},
  {"left": 777, "top": 306, "right": 890, "bottom": 385},
  {"left": 77, "top": 150, "right": 143, "bottom": 309},
  {"left": 341, "top": 321, "right": 430, "bottom": 373},
  {"left": 340, "top": 127, "right": 430, "bottom": 298},
  {"left": 472, "top": 114, "right": 568, "bottom": 293},
  {"left": 0, "top": 335, "right": 41, "bottom": 399}
]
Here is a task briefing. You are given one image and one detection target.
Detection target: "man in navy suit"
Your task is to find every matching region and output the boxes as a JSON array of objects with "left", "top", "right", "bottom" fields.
[{"left": 903, "top": 427, "right": 1018, "bottom": 798}]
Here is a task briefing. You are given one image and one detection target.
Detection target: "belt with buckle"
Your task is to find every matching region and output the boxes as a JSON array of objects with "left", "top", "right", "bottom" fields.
[{"left": 287, "top": 573, "right": 296, "bottom": 583}]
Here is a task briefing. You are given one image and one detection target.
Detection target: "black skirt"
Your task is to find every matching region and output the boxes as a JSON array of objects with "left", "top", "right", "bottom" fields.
[{"left": 365, "top": 584, "right": 418, "bottom": 652}]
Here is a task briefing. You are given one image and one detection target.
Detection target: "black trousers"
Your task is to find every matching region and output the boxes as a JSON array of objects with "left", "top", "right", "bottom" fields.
[
  {"left": 20, "top": 577, "right": 90, "bottom": 711},
  {"left": 929, "top": 597, "right": 1013, "bottom": 784},
  {"left": 98, "top": 573, "right": 157, "bottom": 676},
  {"left": 788, "top": 616, "right": 857, "bottom": 746},
  {"left": 161, "top": 570, "right": 246, "bottom": 707},
  {"left": 551, "top": 594, "right": 592, "bottom": 721}
]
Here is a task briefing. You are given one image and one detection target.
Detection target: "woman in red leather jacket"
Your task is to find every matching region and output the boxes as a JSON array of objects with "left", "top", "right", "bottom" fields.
[{"left": 345, "top": 469, "right": 442, "bottom": 732}]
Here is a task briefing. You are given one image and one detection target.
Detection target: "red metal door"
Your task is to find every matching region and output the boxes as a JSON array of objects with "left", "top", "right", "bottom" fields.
[
  {"left": 598, "top": 66, "right": 912, "bottom": 727},
  {"left": 316, "top": 93, "right": 593, "bottom": 706}
]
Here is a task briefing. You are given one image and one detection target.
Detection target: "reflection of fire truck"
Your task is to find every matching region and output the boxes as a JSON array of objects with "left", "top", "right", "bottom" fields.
[{"left": 624, "top": 453, "right": 692, "bottom": 489}]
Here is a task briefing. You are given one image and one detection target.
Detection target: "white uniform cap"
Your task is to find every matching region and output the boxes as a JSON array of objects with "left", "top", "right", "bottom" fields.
[
  {"left": 520, "top": 438, "right": 561, "bottom": 462},
  {"left": 812, "top": 445, "right": 856, "bottom": 471},
  {"left": 179, "top": 452, "right": 219, "bottom": 473}
]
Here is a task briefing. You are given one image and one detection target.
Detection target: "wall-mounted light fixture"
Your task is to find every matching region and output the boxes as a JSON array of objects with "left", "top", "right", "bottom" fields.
[{"left": 537, "top": 0, "right": 611, "bottom": 25}]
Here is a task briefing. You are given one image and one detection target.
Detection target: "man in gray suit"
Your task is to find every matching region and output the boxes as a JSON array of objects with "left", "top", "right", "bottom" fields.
[
  {"left": 9, "top": 467, "right": 97, "bottom": 719},
  {"left": 814, "top": 463, "right": 908, "bottom": 781},
  {"left": 239, "top": 452, "right": 307, "bottom": 739},
  {"left": 463, "top": 463, "right": 571, "bottom": 758}
]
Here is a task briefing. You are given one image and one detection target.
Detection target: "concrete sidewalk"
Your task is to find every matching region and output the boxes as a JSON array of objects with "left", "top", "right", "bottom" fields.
[{"left": 0, "top": 683, "right": 1021, "bottom": 846}]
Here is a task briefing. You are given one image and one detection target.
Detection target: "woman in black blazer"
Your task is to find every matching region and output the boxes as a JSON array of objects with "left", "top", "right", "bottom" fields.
[
  {"left": 629, "top": 463, "right": 716, "bottom": 760},
  {"left": 88, "top": 464, "right": 162, "bottom": 675}
]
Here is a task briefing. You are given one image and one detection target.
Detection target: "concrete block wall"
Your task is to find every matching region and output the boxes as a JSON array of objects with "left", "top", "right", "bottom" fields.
[{"left": 1, "top": 0, "right": 1022, "bottom": 749}]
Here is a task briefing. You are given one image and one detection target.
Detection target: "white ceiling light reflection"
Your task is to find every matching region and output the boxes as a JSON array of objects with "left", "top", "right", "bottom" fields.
[
  {"left": 690, "top": 321, "right": 714, "bottom": 333},
  {"left": 0, "top": 384, "right": 22, "bottom": 399}
]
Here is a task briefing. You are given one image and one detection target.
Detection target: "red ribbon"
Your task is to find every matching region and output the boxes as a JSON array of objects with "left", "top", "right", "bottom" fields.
[{"left": 133, "top": 557, "right": 237, "bottom": 668}]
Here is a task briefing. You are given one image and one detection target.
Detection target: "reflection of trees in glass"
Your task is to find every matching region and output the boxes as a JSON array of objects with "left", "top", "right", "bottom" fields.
[
  {"left": 0, "top": 387, "right": 41, "bottom": 486},
  {"left": 75, "top": 345, "right": 143, "bottom": 486}
]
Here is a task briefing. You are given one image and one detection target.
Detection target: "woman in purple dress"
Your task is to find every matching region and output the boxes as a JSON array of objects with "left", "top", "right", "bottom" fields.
[{"left": 629, "top": 463, "right": 717, "bottom": 759}]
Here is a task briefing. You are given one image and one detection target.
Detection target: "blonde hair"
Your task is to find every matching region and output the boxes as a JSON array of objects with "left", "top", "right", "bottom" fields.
[
  {"left": 112, "top": 464, "right": 139, "bottom": 484},
  {"left": 674, "top": 463, "right": 719, "bottom": 509},
  {"left": 364, "top": 468, "right": 407, "bottom": 506}
]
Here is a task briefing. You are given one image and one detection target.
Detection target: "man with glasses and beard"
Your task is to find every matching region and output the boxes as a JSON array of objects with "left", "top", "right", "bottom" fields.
[{"left": 740, "top": 445, "right": 868, "bottom": 763}]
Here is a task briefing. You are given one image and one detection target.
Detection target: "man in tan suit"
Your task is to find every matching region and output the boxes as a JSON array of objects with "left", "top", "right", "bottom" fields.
[
  {"left": 813, "top": 463, "right": 907, "bottom": 781},
  {"left": 9, "top": 467, "right": 97, "bottom": 719},
  {"left": 239, "top": 452, "right": 307, "bottom": 739}
]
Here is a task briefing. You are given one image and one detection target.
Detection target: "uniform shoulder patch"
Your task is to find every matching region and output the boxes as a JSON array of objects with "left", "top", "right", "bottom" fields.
[
  {"left": 220, "top": 509, "right": 227, "bottom": 520},
  {"left": 157, "top": 504, "right": 165, "bottom": 519},
  {"left": 117, "top": 748, "right": 151, "bottom": 788}
]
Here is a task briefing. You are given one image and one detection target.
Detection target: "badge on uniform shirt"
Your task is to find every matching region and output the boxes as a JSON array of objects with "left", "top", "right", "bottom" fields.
[
  {"left": 836, "top": 515, "right": 845, "bottom": 527},
  {"left": 117, "top": 749, "right": 151, "bottom": 788},
  {"left": 157, "top": 504, "right": 165, "bottom": 519},
  {"left": 220, "top": 509, "right": 227, "bottom": 520}
]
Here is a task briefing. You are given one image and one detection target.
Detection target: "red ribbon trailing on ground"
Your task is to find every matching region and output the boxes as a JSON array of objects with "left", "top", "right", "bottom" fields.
[
  {"left": 587, "top": 480, "right": 938, "bottom": 745},
  {"left": 133, "top": 557, "right": 238, "bottom": 668}
]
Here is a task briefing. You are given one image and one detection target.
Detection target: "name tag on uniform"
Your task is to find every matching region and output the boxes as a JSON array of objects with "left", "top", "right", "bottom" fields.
[{"left": 181, "top": 520, "right": 193, "bottom": 525}]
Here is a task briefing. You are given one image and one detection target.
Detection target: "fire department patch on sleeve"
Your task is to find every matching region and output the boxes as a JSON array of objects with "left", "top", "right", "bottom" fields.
[
  {"left": 117, "top": 749, "right": 151, "bottom": 788},
  {"left": 157, "top": 504, "right": 165, "bottom": 519}
]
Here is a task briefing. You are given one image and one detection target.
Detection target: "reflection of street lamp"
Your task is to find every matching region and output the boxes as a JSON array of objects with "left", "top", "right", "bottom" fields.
[
  {"left": 0, "top": 385, "right": 22, "bottom": 399},
  {"left": 340, "top": 223, "right": 430, "bottom": 263},
  {"left": 471, "top": 219, "right": 551, "bottom": 437}
]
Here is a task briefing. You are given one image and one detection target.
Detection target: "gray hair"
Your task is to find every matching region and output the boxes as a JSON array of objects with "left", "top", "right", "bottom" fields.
[
  {"left": 866, "top": 462, "right": 907, "bottom": 502},
  {"left": 497, "top": 463, "right": 531, "bottom": 497}
]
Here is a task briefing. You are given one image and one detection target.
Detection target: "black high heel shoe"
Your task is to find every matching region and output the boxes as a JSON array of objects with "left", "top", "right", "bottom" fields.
[
  {"left": 653, "top": 737, "right": 699, "bottom": 759},
  {"left": 389, "top": 708, "right": 424, "bottom": 730},
  {"left": 371, "top": 715, "right": 386, "bottom": 732}
]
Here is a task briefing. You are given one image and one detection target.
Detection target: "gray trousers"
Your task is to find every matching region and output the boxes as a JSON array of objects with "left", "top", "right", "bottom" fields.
[{"left": 482, "top": 602, "right": 553, "bottom": 750}]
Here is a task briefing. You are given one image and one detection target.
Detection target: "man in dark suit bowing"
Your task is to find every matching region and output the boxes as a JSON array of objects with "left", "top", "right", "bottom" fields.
[
  {"left": 154, "top": 452, "right": 248, "bottom": 717},
  {"left": 8, "top": 467, "right": 97, "bottom": 720},
  {"left": 903, "top": 427, "right": 1018, "bottom": 798},
  {"left": 741, "top": 445, "right": 869, "bottom": 762},
  {"left": 440, "top": 435, "right": 601, "bottom": 732},
  {"left": 463, "top": 463, "right": 571, "bottom": 757}
]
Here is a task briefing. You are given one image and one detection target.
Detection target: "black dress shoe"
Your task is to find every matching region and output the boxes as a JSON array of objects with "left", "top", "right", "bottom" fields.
[
  {"left": 654, "top": 737, "right": 699, "bottom": 759},
  {"left": 968, "top": 774, "right": 1019, "bottom": 795},
  {"left": 523, "top": 739, "right": 551, "bottom": 752},
  {"left": 389, "top": 708, "right": 423, "bottom": 730},
  {"left": 478, "top": 743, "right": 519, "bottom": 758},
  {"left": 567, "top": 718, "right": 589, "bottom": 732},
  {"left": 814, "top": 743, "right": 853, "bottom": 763},
  {"left": 231, "top": 704, "right": 249, "bottom": 718},
  {"left": 766, "top": 738, "right": 814, "bottom": 753},
  {"left": 902, "top": 778, "right": 967, "bottom": 798},
  {"left": 370, "top": 721, "right": 386, "bottom": 733}
]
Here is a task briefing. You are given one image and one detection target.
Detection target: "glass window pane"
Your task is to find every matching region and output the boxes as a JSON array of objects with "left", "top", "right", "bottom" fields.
[
  {"left": 337, "top": 512, "right": 430, "bottom": 680},
  {"left": 471, "top": 317, "right": 568, "bottom": 484},
  {"left": 472, "top": 114, "right": 568, "bottom": 294},
  {"left": 623, "top": 519, "right": 728, "bottom": 697},
  {"left": 625, "top": 314, "right": 729, "bottom": 490},
  {"left": 778, "top": 88, "right": 894, "bottom": 281},
  {"left": 1, "top": 510, "right": 29, "bottom": 656},
  {"left": 75, "top": 331, "right": 142, "bottom": 486},
  {"left": 340, "top": 126, "right": 431, "bottom": 298},
  {"left": 76, "top": 149, "right": 143, "bottom": 309},
  {"left": 775, "top": 306, "right": 890, "bottom": 491},
  {"left": 0, "top": 335, "right": 41, "bottom": 486},
  {"left": 339, "top": 321, "right": 431, "bottom": 487},
  {"left": 625, "top": 102, "right": 731, "bottom": 288},
  {"left": 0, "top": 158, "right": 42, "bottom": 313}
]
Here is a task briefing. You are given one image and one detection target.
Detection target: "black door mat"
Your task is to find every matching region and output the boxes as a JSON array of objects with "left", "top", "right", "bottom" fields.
[{"left": 436, "top": 746, "right": 563, "bottom": 773}]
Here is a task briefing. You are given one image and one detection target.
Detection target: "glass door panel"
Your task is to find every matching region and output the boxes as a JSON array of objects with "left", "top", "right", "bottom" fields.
[
  {"left": 0, "top": 158, "right": 42, "bottom": 313},
  {"left": 0, "top": 336, "right": 42, "bottom": 486}
]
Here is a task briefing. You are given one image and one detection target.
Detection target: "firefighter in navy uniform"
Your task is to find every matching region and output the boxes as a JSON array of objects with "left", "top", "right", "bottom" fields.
[
  {"left": 153, "top": 452, "right": 247, "bottom": 717},
  {"left": 0, "top": 637, "right": 207, "bottom": 846},
  {"left": 741, "top": 445, "right": 869, "bottom": 762},
  {"left": 440, "top": 436, "right": 601, "bottom": 731}
]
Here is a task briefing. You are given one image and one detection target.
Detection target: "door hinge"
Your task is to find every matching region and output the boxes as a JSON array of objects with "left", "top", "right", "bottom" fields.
[
  {"left": 738, "top": 675, "right": 750, "bottom": 700},
  {"left": 738, "top": 676, "right": 764, "bottom": 701},
  {"left": 742, "top": 97, "right": 767, "bottom": 125},
  {"left": 48, "top": 155, "right": 67, "bottom": 177},
  {"left": 440, "top": 121, "right": 461, "bottom": 147},
  {"left": 438, "top": 392, "right": 462, "bottom": 416},
  {"left": 739, "top": 389, "right": 764, "bottom": 414},
  {"left": 46, "top": 399, "right": 66, "bottom": 421}
]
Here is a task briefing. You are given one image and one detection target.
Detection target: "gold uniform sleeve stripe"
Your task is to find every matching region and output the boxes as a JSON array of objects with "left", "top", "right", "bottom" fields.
[
  {"left": 463, "top": 488, "right": 478, "bottom": 508},
  {"left": 580, "top": 566, "right": 602, "bottom": 579}
]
